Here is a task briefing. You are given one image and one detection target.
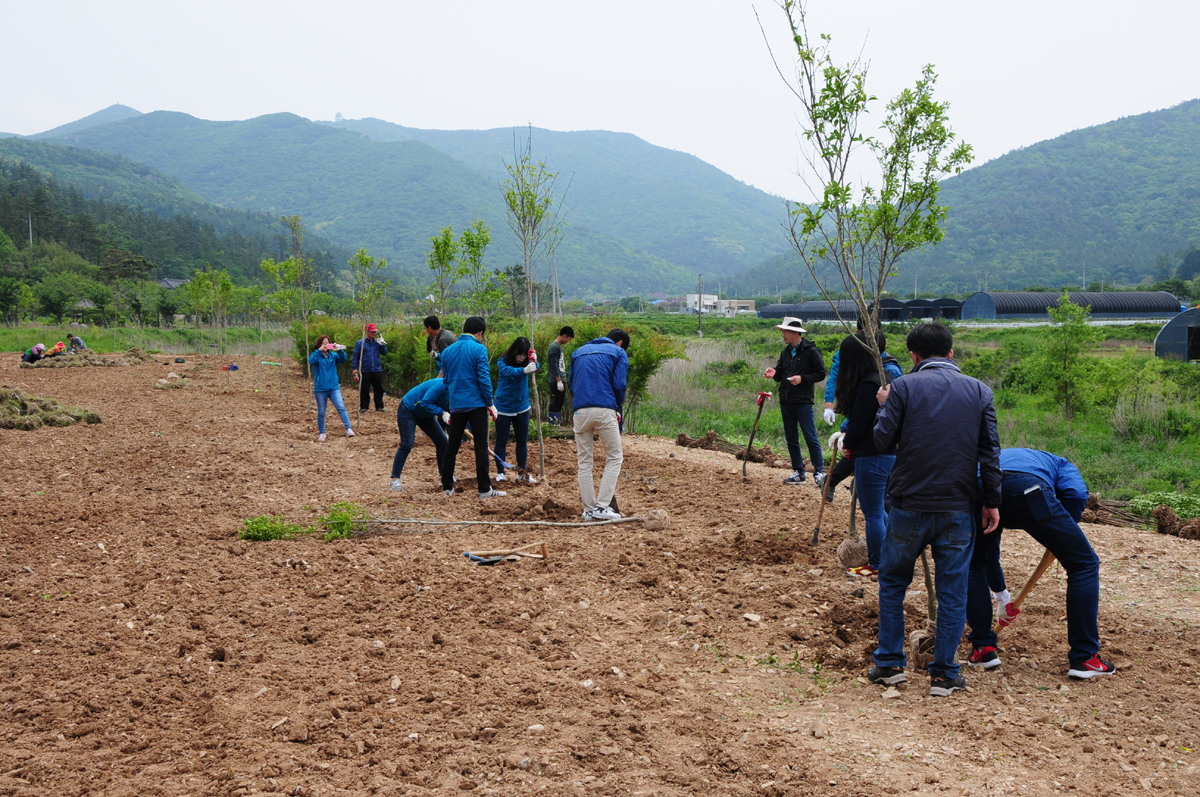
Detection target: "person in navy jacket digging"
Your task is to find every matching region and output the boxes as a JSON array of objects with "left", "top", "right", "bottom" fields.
[
  {"left": 493, "top": 336, "right": 540, "bottom": 484},
  {"left": 389, "top": 377, "right": 450, "bottom": 491},
  {"left": 438, "top": 316, "right": 504, "bottom": 499}
]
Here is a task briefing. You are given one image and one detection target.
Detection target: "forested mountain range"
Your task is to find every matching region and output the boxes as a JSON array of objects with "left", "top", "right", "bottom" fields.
[{"left": 36, "top": 109, "right": 791, "bottom": 296}]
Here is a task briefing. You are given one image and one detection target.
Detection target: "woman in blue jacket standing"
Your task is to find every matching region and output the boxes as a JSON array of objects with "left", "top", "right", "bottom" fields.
[
  {"left": 308, "top": 335, "right": 355, "bottom": 442},
  {"left": 391, "top": 377, "right": 450, "bottom": 491},
  {"left": 493, "top": 336, "right": 539, "bottom": 483}
]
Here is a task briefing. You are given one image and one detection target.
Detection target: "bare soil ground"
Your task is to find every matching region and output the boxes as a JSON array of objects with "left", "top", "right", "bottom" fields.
[{"left": 2, "top": 356, "right": 1199, "bottom": 797}]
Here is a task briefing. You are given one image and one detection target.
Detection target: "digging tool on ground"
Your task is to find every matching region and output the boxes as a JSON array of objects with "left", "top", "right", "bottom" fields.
[
  {"left": 742, "top": 391, "right": 772, "bottom": 479},
  {"left": 810, "top": 445, "right": 839, "bottom": 545},
  {"left": 463, "top": 428, "right": 515, "bottom": 470},
  {"left": 996, "top": 547, "right": 1056, "bottom": 633}
]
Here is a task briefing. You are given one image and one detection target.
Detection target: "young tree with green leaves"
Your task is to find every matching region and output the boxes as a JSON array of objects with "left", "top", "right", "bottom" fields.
[
  {"left": 1029, "top": 292, "right": 1102, "bottom": 420},
  {"left": 426, "top": 226, "right": 459, "bottom": 317},
  {"left": 763, "top": 0, "right": 972, "bottom": 381},
  {"left": 348, "top": 247, "right": 391, "bottom": 422},
  {"left": 503, "top": 128, "right": 572, "bottom": 479},
  {"left": 458, "top": 219, "right": 506, "bottom": 319}
]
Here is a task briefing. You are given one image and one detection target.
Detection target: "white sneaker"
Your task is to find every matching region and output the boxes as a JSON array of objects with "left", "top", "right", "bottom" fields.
[
  {"left": 389, "top": 478, "right": 403, "bottom": 491},
  {"left": 581, "top": 507, "right": 596, "bottom": 521},
  {"left": 346, "top": 429, "right": 355, "bottom": 437},
  {"left": 318, "top": 433, "right": 326, "bottom": 442},
  {"left": 589, "top": 505, "right": 621, "bottom": 521},
  {"left": 479, "top": 488, "right": 506, "bottom": 499},
  {"left": 443, "top": 489, "right": 455, "bottom": 497},
  {"left": 526, "top": 474, "right": 538, "bottom": 485},
  {"left": 495, "top": 472, "right": 507, "bottom": 482}
]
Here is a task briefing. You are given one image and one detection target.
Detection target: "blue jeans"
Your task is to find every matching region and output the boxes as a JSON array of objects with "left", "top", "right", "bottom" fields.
[
  {"left": 854, "top": 454, "right": 895, "bottom": 569},
  {"left": 780, "top": 403, "right": 823, "bottom": 474},
  {"left": 875, "top": 508, "right": 974, "bottom": 679},
  {"left": 494, "top": 411, "right": 530, "bottom": 473},
  {"left": 392, "top": 404, "right": 449, "bottom": 478},
  {"left": 967, "top": 473, "right": 1100, "bottom": 668},
  {"left": 314, "top": 390, "right": 351, "bottom": 434}
]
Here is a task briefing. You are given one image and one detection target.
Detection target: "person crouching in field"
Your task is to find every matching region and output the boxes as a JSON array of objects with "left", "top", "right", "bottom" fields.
[
  {"left": 308, "top": 335, "right": 354, "bottom": 442},
  {"left": 390, "top": 377, "right": 450, "bottom": 491},
  {"left": 67, "top": 334, "right": 87, "bottom": 353},
  {"left": 21, "top": 343, "right": 45, "bottom": 363},
  {"left": 765, "top": 317, "right": 826, "bottom": 487},
  {"left": 493, "top": 336, "right": 540, "bottom": 484}
]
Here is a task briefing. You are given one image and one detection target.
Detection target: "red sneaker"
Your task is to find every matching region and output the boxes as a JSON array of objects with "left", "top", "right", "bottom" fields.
[
  {"left": 997, "top": 601, "right": 1020, "bottom": 628},
  {"left": 1068, "top": 655, "right": 1116, "bottom": 679},
  {"left": 968, "top": 646, "right": 1001, "bottom": 670}
]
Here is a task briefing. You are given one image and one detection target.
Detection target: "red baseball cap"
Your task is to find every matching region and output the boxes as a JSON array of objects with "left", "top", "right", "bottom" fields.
[{"left": 366, "top": 323, "right": 378, "bottom": 332}]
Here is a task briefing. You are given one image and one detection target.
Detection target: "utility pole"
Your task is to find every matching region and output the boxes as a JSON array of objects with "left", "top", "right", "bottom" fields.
[
  {"left": 28, "top": 213, "right": 33, "bottom": 246},
  {"left": 914, "top": 272, "right": 918, "bottom": 300},
  {"left": 697, "top": 274, "right": 704, "bottom": 338}
]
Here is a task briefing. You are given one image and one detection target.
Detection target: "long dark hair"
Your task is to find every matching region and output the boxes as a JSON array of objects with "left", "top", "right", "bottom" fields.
[
  {"left": 502, "top": 336, "right": 531, "bottom": 368},
  {"left": 833, "top": 332, "right": 886, "bottom": 415}
]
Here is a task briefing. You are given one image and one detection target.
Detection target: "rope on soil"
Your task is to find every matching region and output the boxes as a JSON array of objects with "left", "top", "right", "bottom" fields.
[
  {"left": 0, "top": 387, "right": 102, "bottom": 430},
  {"left": 19, "top": 347, "right": 158, "bottom": 368},
  {"left": 675, "top": 431, "right": 788, "bottom": 468}
]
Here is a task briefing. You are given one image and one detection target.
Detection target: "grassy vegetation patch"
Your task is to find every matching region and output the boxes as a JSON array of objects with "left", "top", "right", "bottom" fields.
[
  {"left": 319, "top": 501, "right": 368, "bottom": 542},
  {"left": 0, "top": 387, "right": 102, "bottom": 430},
  {"left": 238, "top": 515, "right": 304, "bottom": 541}
]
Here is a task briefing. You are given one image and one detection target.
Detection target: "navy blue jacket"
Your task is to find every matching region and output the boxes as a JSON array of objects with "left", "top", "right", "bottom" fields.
[
  {"left": 569, "top": 337, "right": 628, "bottom": 413},
  {"left": 440, "top": 334, "right": 494, "bottom": 413},
  {"left": 352, "top": 337, "right": 388, "bottom": 373},
  {"left": 873, "top": 357, "right": 1002, "bottom": 512}
]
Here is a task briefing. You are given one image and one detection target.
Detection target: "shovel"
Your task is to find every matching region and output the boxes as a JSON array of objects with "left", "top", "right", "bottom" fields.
[
  {"left": 810, "top": 444, "right": 839, "bottom": 545},
  {"left": 996, "top": 547, "right": 1056, "bottom": 633},
  {"left": 742, "top": 391, "right": 773, "bottom": 479}
]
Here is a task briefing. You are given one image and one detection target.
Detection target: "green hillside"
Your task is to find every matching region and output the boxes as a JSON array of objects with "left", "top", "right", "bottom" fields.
[
  {"left": 903, "top": 99, "right": 1200, "bottom": 291},
  {"left": 43, "top": 111, "right": 698, "bottom": 296},
  {"left": 29, "top": 104, "right": 142, "bottom": 140},
  {"left": 323, "top": 118, "right": 793, "bottom": 277}
]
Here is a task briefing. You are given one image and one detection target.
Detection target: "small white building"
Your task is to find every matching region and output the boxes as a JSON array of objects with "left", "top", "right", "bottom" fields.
[{"left": 686, "top": 293, "right": 720, "bottom": 314}]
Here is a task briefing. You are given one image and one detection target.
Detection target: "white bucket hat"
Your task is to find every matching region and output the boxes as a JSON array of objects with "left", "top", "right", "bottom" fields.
[{"left": 773, "top": 317, "right": 806, "bottom": 334}]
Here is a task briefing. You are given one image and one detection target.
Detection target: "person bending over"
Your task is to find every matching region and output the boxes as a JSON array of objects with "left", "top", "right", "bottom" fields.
[{"left": 390, "top": 377, "right": 450, "bottom": 491}]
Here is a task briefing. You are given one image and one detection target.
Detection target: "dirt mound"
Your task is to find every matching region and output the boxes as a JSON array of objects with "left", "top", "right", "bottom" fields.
[
  {"left": 1152, "top": 505, "right": 1200, "bottom": 540},
  {"left": 676, "top": 430, "right": 788, "bottom": 468},
  {"left": 19, "top": 346, "right": 157, "bottom": 369},
  {"left": 0, "top": 386, "right": 101, "bottom": 430}
]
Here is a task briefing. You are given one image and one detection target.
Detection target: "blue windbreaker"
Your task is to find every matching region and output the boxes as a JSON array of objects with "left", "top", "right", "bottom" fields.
[
  {"left": 440, "top": 334, "right": 494, "bottom": 413},
  {"left": 351, "top": 337, "right": 388, "bottom": 373},
  {"left": 568, "top": 337, "right": 628, "bottom": 413},
  {"left": 308, "top": 349, "right": 347, "bottom": 392},
  {"left": 495, "top": 360, "right": 539, "bottom": 415},
  {"left": 402, "top": 378, "right": 449, "bottom": 418},
  {"left": 825, "top": 349, "right": 904, "bottom": 404},
  {"left": 998, "top": 448, "right": 1089, "bottom": 521}
]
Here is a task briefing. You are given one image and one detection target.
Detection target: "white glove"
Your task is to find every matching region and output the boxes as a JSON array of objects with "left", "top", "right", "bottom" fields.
[
  {"left": 442, "top": 412, "right": 451, "bottom": 425},
  {"left": 430, "top": 350, "right": 439, "bottom": 359},
  {"left": 828, "top": 431, "right": 845, "bottom": 453},
  {"left": 823, "top": 407, "right": 836, "bottom": 425},
  {"left": 377, "top": 337, "right": 386, "bottom": 345},
  {"left": 523, "top": 362, "right": 538, "bottom": 374},
  {"left": 556, "top": 379, "right": 564, "bottom": 391},
  {"left": 487, "top": 405, "right": 498, "bottom": 420}
]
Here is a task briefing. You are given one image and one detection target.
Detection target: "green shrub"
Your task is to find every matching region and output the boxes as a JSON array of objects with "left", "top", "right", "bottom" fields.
[
  {"left": 319, "top": 501, "right": 368, "bottom": 541},
  {"left": 239, "top": 515, "right": 303, "bottom": 541},
  {"left": 1127, "top": 492, "right": 1200, "bottom": 519}
]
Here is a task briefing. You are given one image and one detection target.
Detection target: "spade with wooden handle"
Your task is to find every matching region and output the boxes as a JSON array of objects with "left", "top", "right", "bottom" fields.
[
  {"left": 997, "top": 547, "right": 1056, "bottom": 632},
  {"left": 742, "top": 391, "right": 772, "bottom": 479},
  {"left": 810, "top": 445, "right": 839, "bottom": 545}
]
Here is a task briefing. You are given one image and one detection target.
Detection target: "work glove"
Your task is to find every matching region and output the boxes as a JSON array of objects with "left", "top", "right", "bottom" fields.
[
  {"left": 487, "top": 405, "right": 498, "bottom": 421},
  {"left": 523, "top": 362, "right": 538, "bottom": 374},
  {"left": 442, "top": 412, "right": 451, "bottom": 425},
  {"left": 828, "top": 431, "right": 846, "bottom": 453},
  {"left": 377, "top": 337, "right": 386, "bottom": 345},
  {"left": 823, "top": 407, "right": 836, "bottom": 425},
  {"left": 430, "top": 350, "right": 439, "bottom": 359},
  {"left": 528, "top": 348, "right": 537, "bottom": 362},
  {"left": 556, "top": 379, "right": 564, "bottom": 391}
]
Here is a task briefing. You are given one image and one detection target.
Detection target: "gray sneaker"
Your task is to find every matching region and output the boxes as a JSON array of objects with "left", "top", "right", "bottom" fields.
[
  {"left": 784, "top": 471, "right": 805, "bottom": 485},
  {"left": 389, "top": 478, "right": 403, "bottom": 491},
  {"left": 443, "top": 489, "right": 455, "bottom": 497},
  {"left": 814, "top": 472, "right": 827, "bottom": 490}
]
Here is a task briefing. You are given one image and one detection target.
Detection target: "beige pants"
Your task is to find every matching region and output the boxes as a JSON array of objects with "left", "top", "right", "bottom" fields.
[{"left": 573, "top": 407, "right": 623, "bottom": 509}]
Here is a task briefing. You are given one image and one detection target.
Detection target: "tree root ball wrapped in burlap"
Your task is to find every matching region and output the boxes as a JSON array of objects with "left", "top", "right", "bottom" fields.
[
  {"left": 643, "top": 509, "right": 669, "bottom": 531},
  {"left": 837, "top": 538, "right": 868, "bottom": 569},
  {"left": 908, "top": 625, "right": 936, "bottom": 673}
]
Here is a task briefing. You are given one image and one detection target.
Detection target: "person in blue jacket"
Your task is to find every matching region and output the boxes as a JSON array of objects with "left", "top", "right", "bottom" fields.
[
  {"left": 390, "top": 377, "right": 450, "bottom": 491},
  {"left": 438, "top": 316, "right": 504, "bottom": 499},
  {"left": 352, "top": 323, "right": 388, "bottom": 412},
  {"left": 308, "top": 335, "right": 354, "bottom": 442},
  {"left": 493, "top": 336, "right": 540, "bottom": 484},
  {"left": 965, "top": 448, "right": 1114, "bottom": 680}
]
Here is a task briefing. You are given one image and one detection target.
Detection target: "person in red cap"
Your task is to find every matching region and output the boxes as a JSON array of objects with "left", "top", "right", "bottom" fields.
[{"left": 352, "top": 324, "right": 388, "bottom": 412}]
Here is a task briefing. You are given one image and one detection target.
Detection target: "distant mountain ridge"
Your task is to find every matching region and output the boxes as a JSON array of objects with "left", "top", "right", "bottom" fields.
[
  {"left": 39, "top": 109, "right": 795, "bottom": 296},
  {"left": 30, "top": 104, "right": 143, "bottom": 140}
]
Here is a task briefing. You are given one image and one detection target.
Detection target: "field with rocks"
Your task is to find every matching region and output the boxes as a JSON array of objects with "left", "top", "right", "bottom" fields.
[{"left": 2, "top": 354, "right": 1199, "bottom": 797}]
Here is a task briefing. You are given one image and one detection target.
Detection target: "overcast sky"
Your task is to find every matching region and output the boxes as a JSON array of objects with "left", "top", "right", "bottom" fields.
[{"left": 3, "top": 1, "right": 1197, "bottom": 200}]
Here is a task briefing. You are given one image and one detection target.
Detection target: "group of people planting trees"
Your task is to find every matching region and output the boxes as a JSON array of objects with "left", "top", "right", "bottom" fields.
[
  {"left": 308, "top": 315, "right": 630, "bottom": 522},
  {"left": 773, "top": 316, "right": 1113, "bottom": 696},
  {"left": 303, "top": 310, "right": 1113, "bottom": 696}
]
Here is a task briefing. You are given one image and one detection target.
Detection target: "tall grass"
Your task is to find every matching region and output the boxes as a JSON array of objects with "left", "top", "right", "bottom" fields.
[{"left": 1, "top": 324, "right": 292, "bottom": 355}]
